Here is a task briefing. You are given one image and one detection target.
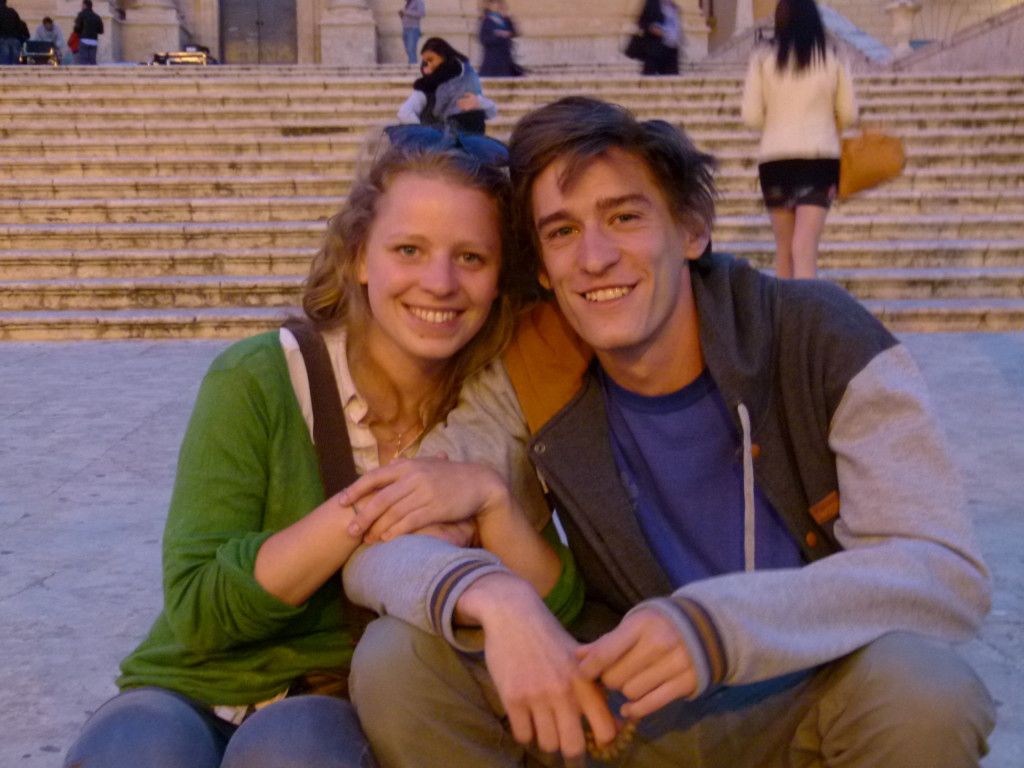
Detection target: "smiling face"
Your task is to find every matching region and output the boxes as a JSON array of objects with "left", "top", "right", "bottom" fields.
[
  {"left": 358, "top": 172, "right": 502, "bottom": 377},
  {"left": 531, "top": 149, "right": 707, "bottom": 389},
  {"left": 421, "top": 50, "right": 444, "bottom": 75}
]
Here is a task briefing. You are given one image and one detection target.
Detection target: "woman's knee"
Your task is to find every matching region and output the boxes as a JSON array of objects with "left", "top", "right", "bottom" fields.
[
  {"left": 222, "top": 696, "right": 375, "bottom": 768},
  {"left": 63, "top": 687, "right": 226, "bottom": 768}
]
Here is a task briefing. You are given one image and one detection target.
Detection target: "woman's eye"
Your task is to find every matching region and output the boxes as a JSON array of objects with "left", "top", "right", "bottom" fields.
[
  {"left": 397, "top": 244, "right": 419, "bottom": 257},
  {"left": 457, "top": 252, "right": 485, "bottom": 266}
]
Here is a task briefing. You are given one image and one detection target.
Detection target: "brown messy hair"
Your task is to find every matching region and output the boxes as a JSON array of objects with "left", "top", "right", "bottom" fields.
[
  {"left": 508, "top": 96, "right": 718, "bottom": 275},
  {"left": 302, "top": 137, "right": 522, "bottom": 429}
]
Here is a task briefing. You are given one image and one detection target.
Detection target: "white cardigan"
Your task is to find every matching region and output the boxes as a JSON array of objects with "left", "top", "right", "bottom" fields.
[{"left": 741, "top": 44, "right": 859, "bottom": 163}]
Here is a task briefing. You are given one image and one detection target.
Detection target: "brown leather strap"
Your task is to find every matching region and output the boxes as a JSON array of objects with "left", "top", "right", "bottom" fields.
[
  {"left": 282, "top": 318, "right": 357, "bottom": 497},
  {"left": 281, "top": 317, "right": 375, "bottom": 651}
]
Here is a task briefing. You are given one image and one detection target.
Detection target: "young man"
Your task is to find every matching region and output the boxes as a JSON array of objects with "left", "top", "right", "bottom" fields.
[
  {"left": 73, "top": 0, "right": 103, "bottom": 65},
  {"left": 343, "top": 97, "right": 995, "bottom": 767}
]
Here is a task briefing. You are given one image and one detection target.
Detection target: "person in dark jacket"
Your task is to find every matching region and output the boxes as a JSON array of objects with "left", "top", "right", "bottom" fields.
[
  {"left": 636, "top": 0, "right": 681, "bottom": 75},
  {"left": 0, "top": 0, "right": 29, "bottom": 65},
  {"left": 478, "top": 0, "right": 522, "bottom": 77},
  {"left": 337, "top": 97, "right": 995, "bottom": 768},
  {"left": 73, "top": 0, "right": 104, "bottom": 65}
]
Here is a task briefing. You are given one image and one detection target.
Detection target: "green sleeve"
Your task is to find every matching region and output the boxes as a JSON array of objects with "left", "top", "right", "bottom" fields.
[
  {"left": 540, "top": 520, "right": 585, "bottom": 627},
  {"left": 160, "top": 344, "right": 318, "bottom": 655}
]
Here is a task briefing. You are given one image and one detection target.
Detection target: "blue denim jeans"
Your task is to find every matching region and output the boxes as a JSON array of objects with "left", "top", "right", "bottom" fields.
[
  {"left": 402, "top": 28, "right": 420, "bottom": 64},
  {"left": 63, "top": 687, "right": 378, "bottom": 767},
  {"left": 76, "top": 42, "right": 98, "bottom": 65},
  {"left": 0, "top": 36, "right": 21, "bottom": 65}
]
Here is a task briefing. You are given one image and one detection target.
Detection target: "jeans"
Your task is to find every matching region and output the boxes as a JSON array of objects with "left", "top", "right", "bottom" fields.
[
  {"left": 401, "top": 27, "right": 420, "bottom": 64},
  {"left": 0, "top": 36, "right": 20, "bottom": 65},
  {"left": 63, "top": 687, "right": 378, "bottom": 768},
  {"left": 76, "top": 42, "right": 98, "bottom": 65}
]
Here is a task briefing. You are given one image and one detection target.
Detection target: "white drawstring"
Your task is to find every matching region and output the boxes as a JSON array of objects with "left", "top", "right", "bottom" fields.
[{"left": 738, "top": 403, "right": 756, "bottom": 572}]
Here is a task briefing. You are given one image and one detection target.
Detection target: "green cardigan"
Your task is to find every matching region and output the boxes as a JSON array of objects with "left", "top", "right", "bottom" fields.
[
  {"left": 119, "top": 331, "right": 580, "bottom": 705},
  {"left": 119, "top": 332, "right": 349, "bottom": 705}
]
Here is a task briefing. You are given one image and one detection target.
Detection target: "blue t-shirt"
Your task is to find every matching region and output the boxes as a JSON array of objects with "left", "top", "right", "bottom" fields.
[{"left": 601, "top": 368, "right": 803, "bottom": 588}]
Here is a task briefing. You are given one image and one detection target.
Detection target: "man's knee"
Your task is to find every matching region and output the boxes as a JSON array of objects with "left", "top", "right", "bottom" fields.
[{"left": 813, "top": 632, "right": 995, "bottom": 766}]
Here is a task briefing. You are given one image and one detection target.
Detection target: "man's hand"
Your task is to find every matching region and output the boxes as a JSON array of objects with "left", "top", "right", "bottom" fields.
[
  {"left": 577, "top": 608, "right": 697, "bottom": 720},
  {"left": 458, "top": 573, "right": 618, "bottom": 760}
]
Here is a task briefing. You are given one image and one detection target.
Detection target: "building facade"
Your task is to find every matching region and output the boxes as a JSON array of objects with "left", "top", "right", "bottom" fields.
[{"left": 11, "top": 1, "right": 1024, "bottom": 66}]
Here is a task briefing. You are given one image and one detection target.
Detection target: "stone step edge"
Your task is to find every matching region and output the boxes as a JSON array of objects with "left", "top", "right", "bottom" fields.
[
  {"left": 7, "top": 267, "right": 1024, "bottom": 292},
  {"left": 6, "top": 301, "right": 1024, "bottom": 341}
]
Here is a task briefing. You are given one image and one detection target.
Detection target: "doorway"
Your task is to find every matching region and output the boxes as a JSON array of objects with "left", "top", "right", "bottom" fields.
[{"left": 220, "top": 0, "right": 297, "bottom": 64}]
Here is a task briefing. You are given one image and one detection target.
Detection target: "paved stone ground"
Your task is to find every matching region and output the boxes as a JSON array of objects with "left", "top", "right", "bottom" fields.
[{"left": 1, "top": 334, "right": 1022, "bottom": 766}]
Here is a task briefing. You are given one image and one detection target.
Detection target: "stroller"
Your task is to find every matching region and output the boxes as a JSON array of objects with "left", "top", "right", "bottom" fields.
[{"left": 20, "top": 39, "right": 61, "bottom": 66}]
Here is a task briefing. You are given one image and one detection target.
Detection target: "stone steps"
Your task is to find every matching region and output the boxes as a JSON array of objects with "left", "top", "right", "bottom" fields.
[
  {"left": 2, "top": 66, "right": 1022, "bottom": 338},
  {"left": 4, "top": 111, "right": 1024, "bottom": 140},
  {"left": 2, "top": 127, "right": 1022, "bottom": 161},
  {"left": 2, "top": 214, "right": 1020, "bottom": 251},
  {"left": 4, "top": 188, "right": 1024, "bottom": 226},
  {"left": 2, "top": 165, "right": 1022, "bottom": 202},
  {"left": 6, "top": 267, "right": 1024, "bottom": 316},
  {"left": 6, "top": 240, "right": 1024, "bottom": 282},
  {"left": 2, "top": 147, "right": 1019, "bottom": 183}
]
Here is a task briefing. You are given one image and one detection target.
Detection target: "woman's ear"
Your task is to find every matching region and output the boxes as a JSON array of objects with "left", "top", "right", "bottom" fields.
[{"left": 356, "top": 248, "right": 369, "bottom": 285}]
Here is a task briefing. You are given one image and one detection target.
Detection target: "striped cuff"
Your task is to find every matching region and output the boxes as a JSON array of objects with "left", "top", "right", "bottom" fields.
[
  {"left": 628, "top": 595, "right": 727, "bottom": 698},
  {"left": 429, "top": 557, "right": 511, "bottom": 654}
]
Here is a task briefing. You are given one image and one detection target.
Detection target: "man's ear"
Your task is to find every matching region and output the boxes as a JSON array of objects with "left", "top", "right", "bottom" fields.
[{"left": 684, "top": 224, "right": 712, "bottom": 261}]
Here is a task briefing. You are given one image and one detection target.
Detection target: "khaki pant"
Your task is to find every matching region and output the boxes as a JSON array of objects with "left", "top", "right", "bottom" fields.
[{"left": 351, "top": 616, "right": 994, "bottom": 768}]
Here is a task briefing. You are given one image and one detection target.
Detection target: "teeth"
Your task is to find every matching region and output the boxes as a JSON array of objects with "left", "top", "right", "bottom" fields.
[
  {"left": 410, "top": 307, "right": 458, "bottom": 324},
  {"left": 584, "top": 286, "right": 632, "bottom": 302}
]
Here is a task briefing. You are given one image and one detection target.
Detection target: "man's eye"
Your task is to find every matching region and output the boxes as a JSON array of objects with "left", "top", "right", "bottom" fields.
[
  {"left": 545, "top": 225, "right": 575, "bottom": 240},
  {"left": 615, "top": 213, "right": 640, "bottom": 224}
]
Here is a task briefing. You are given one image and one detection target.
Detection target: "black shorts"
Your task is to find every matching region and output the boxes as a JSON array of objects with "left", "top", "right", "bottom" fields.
[{"left": 758, "top": 159, "right": 840, "bottom": 210}]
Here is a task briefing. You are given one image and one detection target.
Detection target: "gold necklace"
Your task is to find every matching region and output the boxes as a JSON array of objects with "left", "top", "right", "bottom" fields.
[{"left": 372, "top": 419, "right": 422, "bottom": 455}]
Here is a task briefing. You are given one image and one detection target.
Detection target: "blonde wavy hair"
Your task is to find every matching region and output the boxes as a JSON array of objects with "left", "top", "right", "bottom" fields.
[{"left": 302, "top": 137, "right": 525, "bottom": 430}]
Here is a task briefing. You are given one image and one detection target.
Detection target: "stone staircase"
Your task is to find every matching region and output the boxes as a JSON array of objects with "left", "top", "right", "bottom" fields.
[{"left": 2, "top": 65, "right": 1023, "bottom": 340}]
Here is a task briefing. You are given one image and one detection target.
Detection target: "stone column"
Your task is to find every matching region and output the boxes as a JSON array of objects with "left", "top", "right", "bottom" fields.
[
  {"left": 117, "top": 0, "right": 183, "bottom": 64},
  {"left": 886, "top": 0, "right": 922, "bottom": 58},
  {"left": 734, "top": 0, "right": 755, "bottom": 31},
  {"left": 319, "top": 0, "right": 377, "bottom": 66}
]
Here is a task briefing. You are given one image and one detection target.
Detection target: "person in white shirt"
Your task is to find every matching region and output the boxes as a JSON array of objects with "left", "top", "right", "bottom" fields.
[{"left": 741, "top": 0, "right": 858, "bottom": 278}]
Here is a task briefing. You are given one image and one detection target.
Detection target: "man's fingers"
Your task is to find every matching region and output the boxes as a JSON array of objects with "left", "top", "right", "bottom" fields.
[
  {"left": 532, "top": 705, "right": 561, "bottom": 755},
  {"left": 552, "top": 698, "right": 587, "bottom": 760},
  {"left": 575, "top": 630, "right": 634, "bottom": 682},
  {"left": 338, "top": 463, "right": 407, "bottom": 505},
  {"left": 620, "top": 671, "right": 696, "bottom": 721},
  {"left": 616, "top": 652, "right": 689, "bottom": 704},
  {"left": 505, "top": 704, "right": 535, "bottom": 748},
  {"left": 572, "top": 677, "right": 617, "bottom": 748}
]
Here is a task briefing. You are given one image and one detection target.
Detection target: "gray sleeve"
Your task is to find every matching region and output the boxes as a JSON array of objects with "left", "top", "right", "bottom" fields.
[
  {"left": 342, "top": 363, "right": 546, "bottom": 651},
  {"left": 342, "top": 536, "right": 508, "bottom": 652},
  {"left": 655, "top": 344, "right": 991, "bottom": 692},
  {"left": 420, "top": 361, "right": 549, "bottom": 529}
]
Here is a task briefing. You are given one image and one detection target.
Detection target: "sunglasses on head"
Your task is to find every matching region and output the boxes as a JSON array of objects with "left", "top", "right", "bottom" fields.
[{"left": 384, "top": 124, "right": 510, "bottom": 168}]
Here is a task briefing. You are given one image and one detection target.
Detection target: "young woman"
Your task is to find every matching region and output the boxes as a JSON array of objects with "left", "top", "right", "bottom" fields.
[
  {"left": 479, "top": 0, "right": 522, "bottom": 77},
  {"left": 741, "top": 0, "right": 858, "bottom": 279},
  {"left": 397, "top": 37, "right": 498, "bottom": 135},
  {"left": 62, "top": 132, "right": 549, "bottom": 768}
]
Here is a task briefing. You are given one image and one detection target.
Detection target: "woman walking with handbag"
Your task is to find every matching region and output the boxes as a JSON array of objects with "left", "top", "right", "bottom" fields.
[
  {"left": 741, "top": 0, "right": 858, "bottom": 278},
  {"left": 61, "top": 129, "right": 562, "bottom": 768}
]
